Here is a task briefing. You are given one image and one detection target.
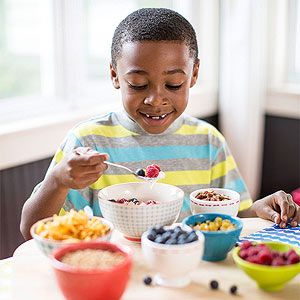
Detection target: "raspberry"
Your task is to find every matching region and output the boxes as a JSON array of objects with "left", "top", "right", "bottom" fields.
[
  {"left": 240, "top": 240, "right": 252, "bottom": 250},
  {"left": 257, "top": 250, "right": 273, "bottom": 265},
  {"left": 271, "top": 257, "right": 285, "bottom": 266},
  {"left": 287, "top": 253, "right": 300, "bottom": 264},
  {"left": 151, "top": 164, "right": 161, "bottom": 171},
  {"left": 145, "top": 164, "right": 160, "bottom": 178}
]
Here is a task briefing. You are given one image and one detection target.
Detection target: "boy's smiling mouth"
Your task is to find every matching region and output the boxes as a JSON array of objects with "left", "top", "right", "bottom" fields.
[{"left": 141, "top": 112, "right": 169, "bottom": 120}]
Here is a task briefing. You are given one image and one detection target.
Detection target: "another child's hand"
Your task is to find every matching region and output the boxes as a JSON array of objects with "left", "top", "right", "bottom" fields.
[
  {"left": 252, "top": 190, "right": 300, "bottom": 228},
  {"left": 52, "top": 147, "right": 109, "bottom": 190}
]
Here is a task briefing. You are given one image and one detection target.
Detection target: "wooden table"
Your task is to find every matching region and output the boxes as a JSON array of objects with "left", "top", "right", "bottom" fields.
[{"left": 11, "top": 218, "right": 300, "bottom": 300}]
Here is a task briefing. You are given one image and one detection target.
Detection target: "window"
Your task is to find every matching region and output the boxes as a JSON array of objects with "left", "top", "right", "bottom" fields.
[
  {"left": 0, "top": 0, "right": 54, "bottom": 100},
  {"left": 288, "top": 0, "right": 300, "bottom": 82}
]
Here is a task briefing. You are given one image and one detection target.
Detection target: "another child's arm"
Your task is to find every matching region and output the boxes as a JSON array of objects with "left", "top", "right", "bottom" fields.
[
  {"left": 238, "top": 190, "right": 300, "bottom": 228},
  {"left": 20, "top": 147, "right": 108, "bottom": 240}
]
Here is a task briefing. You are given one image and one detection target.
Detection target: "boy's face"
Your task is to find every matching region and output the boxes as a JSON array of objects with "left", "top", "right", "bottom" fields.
[{"left": 110, "top": 41, "right": 199, "bottom": 134}]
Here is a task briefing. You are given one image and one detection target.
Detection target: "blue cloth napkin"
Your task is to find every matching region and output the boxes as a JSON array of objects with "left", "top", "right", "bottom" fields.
[{"left": 240, "top": 224, "right": 300, "bottom": 247}]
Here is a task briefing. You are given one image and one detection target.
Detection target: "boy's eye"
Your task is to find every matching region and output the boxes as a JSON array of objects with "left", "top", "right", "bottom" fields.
[
  {"left": 128, "top": 83, "right": 148, "bottom": 90},
  {"left": 165, "top": 84, "right": 183, "bottom": 90}
]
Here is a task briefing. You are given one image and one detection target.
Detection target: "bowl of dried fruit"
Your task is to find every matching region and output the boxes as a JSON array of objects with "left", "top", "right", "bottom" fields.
[
  {"left": 190, "top": 188, "right": 240, "bottom": 217},
  {"left": 98, "top": 182, "right": 184, "bottom": 242},
  {"left": 182, "top": 213, "right": 243, "bottom": 261},
  {"left": 232, "top": 240, "right": 300, "bottom": 291}
]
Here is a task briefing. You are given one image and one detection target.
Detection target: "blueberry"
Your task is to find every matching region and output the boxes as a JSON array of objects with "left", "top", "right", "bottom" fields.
[
  {"left": 147, "top": 233, "right": 155, "bottom": 241},
  {"left": 186, "top": 232, "right": 198, "bottom": 243},
  {"left": 136, "top": 169, "right": 146, "bottom": 177},
  {"left": 129, "top": 198, "right": 138, "bottom": 202},
  {"left": 161, "top": 231, "right": 171, "bottom": 240},
  {"left": 143, "top": 276, "right": 152, "bottom": 285},
  {"left": 154, "top": 235, "right": 164, "bottom": 243},
  {"left": 165, "top": 238, "right": 177, "bottom": 245},
  {"left": 155, "top": 226, "right": 165, "bottom": 235},
  {"left": 174, "top": 226, "right": 183, "bottom": 234},
  {"left": 210, "top": 280, "right": 219, "bottom": 290},
  {"left": 177, "top": 239, "right": 187, "bottom": 244},
  {"left": 148, "top": 229, "right": 157, "bottom": 237},
  {"left": 108, "top": 199, "right": 116, "bottom": 202},
  {"left": 178, "top": 233, "right": 188, "bottom": 241},
  {"left": 230, "top": 285, "right": 238, "bottom": 295}
]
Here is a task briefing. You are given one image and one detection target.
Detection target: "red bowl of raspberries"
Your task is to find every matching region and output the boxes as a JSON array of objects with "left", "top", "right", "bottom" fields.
[{"left": 232, "top": 241, "right": 300, "bottom": 291}]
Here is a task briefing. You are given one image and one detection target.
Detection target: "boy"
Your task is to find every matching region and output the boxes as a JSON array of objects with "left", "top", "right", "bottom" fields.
[{"left": 20, "top": 8, "right": 299, "bottom": 240}]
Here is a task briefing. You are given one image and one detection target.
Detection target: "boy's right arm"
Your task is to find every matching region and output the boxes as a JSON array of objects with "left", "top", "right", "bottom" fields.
[{"left": 20, "top": 147, "right": 109, "bottom": 240}]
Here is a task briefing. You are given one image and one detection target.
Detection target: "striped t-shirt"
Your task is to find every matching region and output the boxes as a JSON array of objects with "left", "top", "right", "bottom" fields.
[{"left": 47, "top": 109, "right": 252, "bottom": 220}]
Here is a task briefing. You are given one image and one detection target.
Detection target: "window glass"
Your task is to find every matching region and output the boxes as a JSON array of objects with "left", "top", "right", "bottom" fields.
[{"left": 0, "top": 0, "right": 52, "bottom": 99}]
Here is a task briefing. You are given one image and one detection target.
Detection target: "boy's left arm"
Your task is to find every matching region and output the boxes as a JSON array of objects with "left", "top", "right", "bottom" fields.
[{"left": 238, "top": 190, "right": 300, "bottom": 228}]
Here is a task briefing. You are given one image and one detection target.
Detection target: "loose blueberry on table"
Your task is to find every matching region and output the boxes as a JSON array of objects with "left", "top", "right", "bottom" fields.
[{"left": 209, "top": 280, "right": 219, "bottom": 290}]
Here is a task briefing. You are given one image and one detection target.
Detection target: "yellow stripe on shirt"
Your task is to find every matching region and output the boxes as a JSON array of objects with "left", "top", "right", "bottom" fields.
[
  {"left": 175, "top": 124, "right": 225, "bottom": 141},
  {"left": 211, "top": 155, "right": 236, "bottom": 180},
  {"left": 54, "top": 149, "right": 64, "bottom": 164},
  {"left": 90, "top": 170, "right": 211, "bottom": 190},
  {"left": 74, "top": 124, "right": 138, "bottom": 138},
  {"left": 239, "top": 198, "right": 253, "bottom": 211}
]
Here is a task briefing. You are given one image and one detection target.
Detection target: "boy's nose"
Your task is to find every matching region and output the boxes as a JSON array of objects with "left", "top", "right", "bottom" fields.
[{"left": 143, "top": 88, "right": 168, "bottom": 106}]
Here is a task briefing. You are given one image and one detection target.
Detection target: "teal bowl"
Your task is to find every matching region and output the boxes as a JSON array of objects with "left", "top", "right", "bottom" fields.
[{"left": 182, "top": 213, "right": 243, "bottom": 261}]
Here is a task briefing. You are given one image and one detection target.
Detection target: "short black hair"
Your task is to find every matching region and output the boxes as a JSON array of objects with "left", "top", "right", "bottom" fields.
[{"left": 111, "top": 8, "right": 198, "bottom": 68}]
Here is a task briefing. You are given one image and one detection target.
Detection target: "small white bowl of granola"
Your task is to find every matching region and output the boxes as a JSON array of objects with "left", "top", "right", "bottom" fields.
[{"left": 190, "top": 188, "right": 240, "bottom": 217}]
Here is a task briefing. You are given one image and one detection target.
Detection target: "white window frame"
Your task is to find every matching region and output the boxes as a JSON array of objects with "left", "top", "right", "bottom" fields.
[
  {"left": 0, "top": 0, "right": 219, "bottom": 170},
  {"left": 266, "top": 0, "right": 300, "bottom": 119}
]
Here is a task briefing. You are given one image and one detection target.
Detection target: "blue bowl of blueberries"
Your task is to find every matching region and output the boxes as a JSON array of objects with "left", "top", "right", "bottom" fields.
[
  {"left": 141, "top": 225, "right": 204, "bottom": 288},
  {"left": 182, "top": 213, "right": 243, "bottom": 262}
]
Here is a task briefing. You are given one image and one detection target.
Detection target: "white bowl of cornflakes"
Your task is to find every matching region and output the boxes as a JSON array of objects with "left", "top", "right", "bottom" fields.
[
  {"left": 30, "top": 210, "right": 113, "bottom": 256},
  {"left": 98, "top": 182, "right": 184, "bottom": 242}
]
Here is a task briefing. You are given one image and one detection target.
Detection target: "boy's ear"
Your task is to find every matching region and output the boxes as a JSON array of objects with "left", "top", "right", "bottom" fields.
[
  {"left": 190, "top": 59, "right": 200, "bottom": 88},
  {"left": 110, "top": 63, "right": 120, "bottom": 89}
]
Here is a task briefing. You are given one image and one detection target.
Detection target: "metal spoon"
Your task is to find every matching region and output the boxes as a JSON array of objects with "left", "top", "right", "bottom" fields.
[{"left": 104, "top": 161, "right": 163, "bottom": 181}]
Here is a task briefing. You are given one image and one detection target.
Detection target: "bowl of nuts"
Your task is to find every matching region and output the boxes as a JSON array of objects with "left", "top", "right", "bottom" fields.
[
  {"left": 98, "top": 182, "right": 184, "bottom": 242},
  {"left": 190, "top": 188, "right": 240, "bottom": 217},
  {"left": 182, "top": 213, "right": 243, "bottom": 261}
]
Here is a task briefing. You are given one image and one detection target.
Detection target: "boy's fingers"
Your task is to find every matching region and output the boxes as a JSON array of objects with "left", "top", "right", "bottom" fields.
[
  {"left": 274, "top": 191, "right": 290, "bottom": 222},
  {"left": 291, "top": 204, "right": 300, "bottom": 227},
  {"left": 263, "top": 206, "right": 281, "bottom": 224},
  {"left": 73, "top": 149, "right": 109, "bottom": 166}
]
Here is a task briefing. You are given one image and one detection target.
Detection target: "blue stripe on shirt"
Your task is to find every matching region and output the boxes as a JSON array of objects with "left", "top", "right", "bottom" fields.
[
  {"left": 225, "top": 178, "right": 247, "bottom": 193},
  {"left": 95, "top": 145, "right": 218, "bottom": 162}
]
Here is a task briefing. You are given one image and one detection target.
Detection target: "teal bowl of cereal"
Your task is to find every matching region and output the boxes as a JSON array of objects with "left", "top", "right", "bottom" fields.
[{"left": 182, "top": 213, "right": 243, "bottom": 261}]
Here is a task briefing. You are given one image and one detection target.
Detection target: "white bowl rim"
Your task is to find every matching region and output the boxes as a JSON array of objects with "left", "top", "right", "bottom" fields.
[
  {"left": 98, "top": 182, "right": 184, "bottom": 207},
  {"left": 30, "top": 216, "right": 114, "bottom": 244},
  {"left": 190, "top": 188, "right": 240, "bottom": 204}
]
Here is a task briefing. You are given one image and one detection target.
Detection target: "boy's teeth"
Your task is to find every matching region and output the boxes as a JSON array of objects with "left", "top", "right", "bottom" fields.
[{"left": 145, "top": 114, "right": 167, "bottom": 119}]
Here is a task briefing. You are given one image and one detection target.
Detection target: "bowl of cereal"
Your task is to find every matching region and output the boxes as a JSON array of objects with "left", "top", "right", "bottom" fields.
[
  {"left": 190, "top": 188, "right": 240, "bottom": 216},
  {"left": 141, "top": 224, "right": 204, "bottom": 287},
  {"left": 182, "top": 213, "right": 243, "bottom": 261},
  {"left": 232, "top": 241, "right": 300, "bottom": 291},
  {"left": 51, "top": 241, "right": 132, "bottom": 300},
  {"left": 98, "top": 182, "right": 184, "bottom": 242},
  {"left": 30, "top": 209, "right": 113, "bottom": 256}
]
